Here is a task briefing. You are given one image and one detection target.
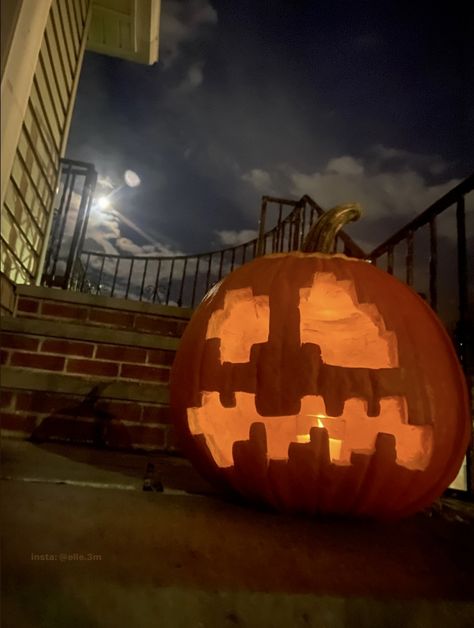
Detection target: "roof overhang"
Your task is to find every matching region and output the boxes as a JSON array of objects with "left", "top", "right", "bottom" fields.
[{"left": 86, "top": 0, "right": 160, "bottom": 65}]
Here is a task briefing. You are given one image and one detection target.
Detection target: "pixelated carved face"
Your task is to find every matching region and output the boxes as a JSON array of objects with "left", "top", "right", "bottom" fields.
[{"left": 186, "top": 272, "right": 434, "bottom": 471}]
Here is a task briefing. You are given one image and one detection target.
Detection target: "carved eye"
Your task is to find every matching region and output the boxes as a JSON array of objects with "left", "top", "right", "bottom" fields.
[
  {"left": 206, "top": 287, "right": 270, "bottom": 364},
  {"left": 298, "top": 271, "right": 398, "bottom": 369}
]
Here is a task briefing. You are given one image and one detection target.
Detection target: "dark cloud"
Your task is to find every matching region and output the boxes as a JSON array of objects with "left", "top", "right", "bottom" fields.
[
  {"left": 159, "top": 0, "right": 217, "bottom": 68},
  {"left": 66, "top": 0, "right": 473, "bottom": 259}
]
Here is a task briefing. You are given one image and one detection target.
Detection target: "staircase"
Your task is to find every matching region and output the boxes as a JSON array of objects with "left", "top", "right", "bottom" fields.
[{"left": 0, "top": 284, "right": 192, "bottom": 452}]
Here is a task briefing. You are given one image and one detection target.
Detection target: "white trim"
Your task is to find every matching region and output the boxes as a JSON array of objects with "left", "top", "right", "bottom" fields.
[
  {"left": 86, "top": 0, "right": 160, "bottom": 65},
  {"left": 0, "top": 0, "right": 53, "bottom": 209}
]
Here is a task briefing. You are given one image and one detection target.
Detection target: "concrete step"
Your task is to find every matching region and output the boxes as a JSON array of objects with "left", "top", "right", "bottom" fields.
[
  {"left": 13, "top": 285, "right": 193, "bottom": 336},
  {"left": 1, "top": 315, "right": 180, "bottom": 355},
  {"left": 0, "top": 439, "right": 214, "bottom": 495}
]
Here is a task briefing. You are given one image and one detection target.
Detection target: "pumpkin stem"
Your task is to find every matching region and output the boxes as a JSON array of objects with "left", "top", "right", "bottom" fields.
[{"left": 301, "top": 203, "right": 362, "bottom": 253}]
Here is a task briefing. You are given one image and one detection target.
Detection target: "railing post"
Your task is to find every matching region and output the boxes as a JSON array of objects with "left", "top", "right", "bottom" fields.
[
  {"left": 46, "top": 162, "right": 72, "bottom": 283},
  {"left": 43, "top": 159, "right": 97, "bottom": 289},
  {"left": 455, "top": 196, "right": 472, "bottom": 496},
  {"left": 256, "top": 197, "right": 268, "bottom": 256},
  {"left": 178, "top": 258, "right": 188, "bottom": 307},
  {"left": 293, "top": 205, "right": 301, "bottom": 250},
  {"left": 406, "top": 231, "right": 414, "bottom": 286},
  {"left": 300, "top": 202, "right": 307, "bottom": 247},
  {"left": 456, "top": 197, "right": 468, "bottom": 367},
  {"left": 387, "top": 247, "right": 394, "bottom": 275},
  {"left": 64, "top": 167, "right": 97, "bottom": 289},
  {"left": 429, "top": 218, "right": 438, "bottom": 311},
  {"left": 74, "top": 169, "right": 98, "bottom": 273}
]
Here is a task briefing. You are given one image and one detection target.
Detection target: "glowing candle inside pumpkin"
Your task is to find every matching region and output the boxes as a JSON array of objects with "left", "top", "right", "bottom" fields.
[
  {"left": 296, "top": 434, "right": 311, "bottom": 443},
  {"left": 297, "top": 414, "right": 343, "bottom": 462},
  {"left": 315, "top": 415, "right": 343, "bottom": 461}
]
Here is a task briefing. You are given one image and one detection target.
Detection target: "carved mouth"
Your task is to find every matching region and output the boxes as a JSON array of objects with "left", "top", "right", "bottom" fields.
[{"left": 187, "top": 392, "right": 434, "bottom": 471}]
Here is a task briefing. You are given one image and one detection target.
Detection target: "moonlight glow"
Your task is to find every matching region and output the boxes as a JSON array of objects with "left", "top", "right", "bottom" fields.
[{"left": 97, "top": 196, "right": 111, "bottom": 210}]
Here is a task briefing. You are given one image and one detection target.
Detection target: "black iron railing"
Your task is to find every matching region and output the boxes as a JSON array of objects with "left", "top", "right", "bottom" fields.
[
  {"left": 368, "top": 173, "right": 473, "bottom": 374},
  {"left": 42, "top": 159, "right": 97, "bottom": 289},
  {"left": 75, "top": 243, "right": 258, "bottom": 307},
  {"left": 256, "top": 194, "right": 366, "bottom": 258},
  {"left": 75, "top": 194, "right": 364, "bottom": 308},
  {"left": 368, "top": 174, "right": 474, "bottom": 499}
]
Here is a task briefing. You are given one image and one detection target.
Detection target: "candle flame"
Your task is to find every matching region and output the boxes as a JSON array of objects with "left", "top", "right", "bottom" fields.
[
  {"left": 303, "top": 413, "right": 343, "bottom": 461},
  {"left": 296, "top": 434, "right": 311, "bottom": 443}
]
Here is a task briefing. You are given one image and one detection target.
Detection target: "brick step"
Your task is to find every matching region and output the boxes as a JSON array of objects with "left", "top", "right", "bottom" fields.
[
  {"left": 1, "top": 367, "right": 173, "bottom": 452},
  {"left": 1, "top": 317, "right": 179, "bottom": 378},
  {"left": 0, "top": 285, "right": 193, "bottom": 453},
  {"left": 14, "top": 286, "right": 193, "bottom": 337}
]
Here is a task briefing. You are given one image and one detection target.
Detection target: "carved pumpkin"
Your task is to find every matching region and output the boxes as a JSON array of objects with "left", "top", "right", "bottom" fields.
[{"left": 170, "top": 205, "right": 470, "bottom": 518}]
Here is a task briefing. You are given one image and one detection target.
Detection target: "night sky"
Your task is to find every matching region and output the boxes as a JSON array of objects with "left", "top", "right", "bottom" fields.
[{"left": 67, "top": 0, "right": 473, "bottom": 259}]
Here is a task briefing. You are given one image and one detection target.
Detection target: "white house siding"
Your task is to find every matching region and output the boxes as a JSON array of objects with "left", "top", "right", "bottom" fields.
[{"left": 1, "top": 0, "right": 91, "bottom": 285}]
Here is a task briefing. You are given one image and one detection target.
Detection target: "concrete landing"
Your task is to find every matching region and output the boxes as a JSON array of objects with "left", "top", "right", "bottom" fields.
[{"left": 1, "top": 439, "right": 473, "bottom": 627}]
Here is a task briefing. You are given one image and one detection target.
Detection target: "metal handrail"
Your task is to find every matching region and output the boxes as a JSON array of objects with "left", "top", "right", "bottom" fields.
[
  {"left": 77, "top": 194, "right": 364, "bottom": 308},
  {"left": 78, "top": 240, "right": 260, "bottom": 308},
  {"left": 367, "top": 173, "right": 473, "bottom": 368},
  {"left": 368, "top": 174, "right": 474, "bottom": 258}
]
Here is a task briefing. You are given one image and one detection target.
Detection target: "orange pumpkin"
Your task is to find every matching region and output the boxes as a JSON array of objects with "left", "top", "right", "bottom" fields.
[{"left": 170, "top": 205, "right": 470, "bottom": 518}]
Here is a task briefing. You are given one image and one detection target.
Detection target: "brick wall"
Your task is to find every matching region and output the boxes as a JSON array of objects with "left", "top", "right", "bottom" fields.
[
  {"left": 0, "top": 388, "right": 174, "bottom": 452},
  {"left": 1, "top": 331, "right": 173, "bottom": 382},
  {"left": 0, "top": 286, "right": 192, "bottom": 453}
]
